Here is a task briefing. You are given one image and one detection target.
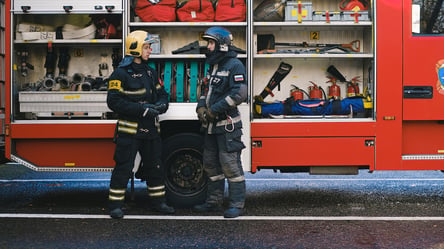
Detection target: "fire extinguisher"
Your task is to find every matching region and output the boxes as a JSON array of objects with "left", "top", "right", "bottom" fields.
[
  {"left": 327, "top": 76, "right": 341, "bottom": 99},
  {"left": 308, "top": 81, "right": 324, "bottom": 99},
  {"left": 290, "top": 84, "right": 309, "bottom": 101},
  {"left": 339, "top": 0, "right": 369, "bottom": 11},
  {"left": 347, "top": 76, "right": 361, "bottom": 97}
]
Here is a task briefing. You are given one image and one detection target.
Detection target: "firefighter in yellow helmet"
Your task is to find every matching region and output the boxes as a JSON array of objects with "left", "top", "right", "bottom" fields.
[{"left": 107, "top": 30, "right": 174, "bottom": 218}]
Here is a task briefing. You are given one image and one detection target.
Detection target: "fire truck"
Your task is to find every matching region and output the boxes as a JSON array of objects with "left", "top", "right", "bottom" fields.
[{"left": 1, "top": 0, "right": 444, "bottom": 206}]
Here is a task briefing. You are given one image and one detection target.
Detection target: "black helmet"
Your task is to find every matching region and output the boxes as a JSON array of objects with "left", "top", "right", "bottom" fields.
[{"left": 202, "top": 27, "right": 233, "bottom": 52}]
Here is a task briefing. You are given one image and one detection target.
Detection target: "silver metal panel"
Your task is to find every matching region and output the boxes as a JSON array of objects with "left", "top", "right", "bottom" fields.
[
  {"left": 19, "top": 92, "right": 110, "bottom": 112},
  {"left": 13, "top": 0, "right": 123, "bottom": 13},
  {"left": 11, "top": 155, "right": 113, "bottom": 172},
  {"left": 402, "top": 155, "right": 444, "bottom": 160}
]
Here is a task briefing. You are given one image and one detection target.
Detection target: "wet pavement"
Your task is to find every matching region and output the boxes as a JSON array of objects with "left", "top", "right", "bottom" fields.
[{"left": 1, "top": 163, "right": 444, "bottom": 248}]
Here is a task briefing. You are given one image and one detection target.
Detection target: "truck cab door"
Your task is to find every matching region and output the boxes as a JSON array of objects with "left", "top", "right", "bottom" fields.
[
  {"left": 403, "top": 0, "right": 444, "bottom": 120},
  {"left": 402, "top": 0, "right": 444, "bottom": 169}
]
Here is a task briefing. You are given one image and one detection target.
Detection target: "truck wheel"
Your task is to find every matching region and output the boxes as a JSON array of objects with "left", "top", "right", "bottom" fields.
[{"left": 162, "top": 133, "right": 207, "bottom": 207}]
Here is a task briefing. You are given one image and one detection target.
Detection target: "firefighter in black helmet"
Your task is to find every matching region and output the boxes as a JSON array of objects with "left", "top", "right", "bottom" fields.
[
  {"left": 107, "top": 30, "right": 174, "bottom": 219},
  {"left": 194, "top": 27, "right": 248, "bottom": 218}
]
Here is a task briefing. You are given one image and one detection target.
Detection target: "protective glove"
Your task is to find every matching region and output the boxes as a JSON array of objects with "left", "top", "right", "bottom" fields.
[
  {"left": 196, "top": 107, "right": 207, "bottom": 124},
  {"left": 154, "top": 103, "right": 168, "bottom": 114},
  {"left": 206, "top": 108, "right": 216, "bottom": 122},
  {"left": 142, "top": 104, "right": 160, "bottom": 118}
]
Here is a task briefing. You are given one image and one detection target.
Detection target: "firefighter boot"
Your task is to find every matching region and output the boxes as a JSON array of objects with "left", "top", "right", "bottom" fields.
[
  {"left": 109, "top": 188, "right": 126, "bottom": 219},
  {"left": 110, "top": 207, "right": 124, "bottom": 219},
  {"left": 147, "top": 184, "right": 175, "bottom": 214},
  {"left": 109, "top": 201, "right": 124, "bottom": 219},
  {"left": 224, "top": 180, "right": 246, "bottom": 218},
  {"left": 193, "top": 179, "right": 224, "bottom": 212}
]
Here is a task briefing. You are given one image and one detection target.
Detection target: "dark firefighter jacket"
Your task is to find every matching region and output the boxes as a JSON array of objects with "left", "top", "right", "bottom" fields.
[
  {"left": 197, "top": 50, "right": 248, "bottom": 135},
  {"left": 107, "top": 61, "right": 169, "bottom": 139}
]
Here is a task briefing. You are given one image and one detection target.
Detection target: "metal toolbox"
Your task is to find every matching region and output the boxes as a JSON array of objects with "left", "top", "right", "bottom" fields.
[
  {"left": 285, "top": 1, "right": 313, "bottom": 22},
  {"left": 342, "top": 11, "right": 370, "bottom": 22},
  {"left": 312, "top": 11, "right": 341, "bottom": 22},
  {"left": 12, "top": 0, "right": 123, "bottom": 13}
]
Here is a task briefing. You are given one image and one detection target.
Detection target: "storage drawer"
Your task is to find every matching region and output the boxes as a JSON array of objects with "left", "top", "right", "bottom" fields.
[
  {"left": 13, "top": 0, "right": 122, "bottom": 13},
  {"left": 252, "top": 136, "right": 375, "bottom": 170},
  {"left": 19, "top": 91, "right": 110, "bottom": 113}
]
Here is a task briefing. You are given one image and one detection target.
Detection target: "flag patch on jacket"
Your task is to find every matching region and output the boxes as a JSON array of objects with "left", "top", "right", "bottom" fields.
[{"left": 234, "top": 74, "right": 244, "bottom": 82}]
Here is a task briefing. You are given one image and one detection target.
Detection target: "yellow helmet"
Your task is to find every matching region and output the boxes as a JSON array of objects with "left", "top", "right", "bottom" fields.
[{"left": 125, "top": 30, "right": 158, "bottom": 56}]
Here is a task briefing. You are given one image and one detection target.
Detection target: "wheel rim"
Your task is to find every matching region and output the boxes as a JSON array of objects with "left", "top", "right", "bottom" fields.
[{"left": 165, "top": 148, "right": 206, "bottom": 197}]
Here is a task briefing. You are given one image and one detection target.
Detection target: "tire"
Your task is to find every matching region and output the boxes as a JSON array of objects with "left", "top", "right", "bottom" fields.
[{"left": 162, "top": 133, "right": 207, "bottom": 207}]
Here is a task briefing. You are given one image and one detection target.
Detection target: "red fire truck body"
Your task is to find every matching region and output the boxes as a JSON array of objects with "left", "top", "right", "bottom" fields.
[{"left": 2, "top": 0, "right": 444, "bottom": 205}]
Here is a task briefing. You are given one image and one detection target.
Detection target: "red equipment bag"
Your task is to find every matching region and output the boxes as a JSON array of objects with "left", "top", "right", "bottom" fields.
[
  {"left": 135, "top": 0, "right": 177, "bottom": 22},
  {"left": 215, "top": 0, "right": 247, "bottom": 22},
  {"left": 176, "top": 0, "right": 215, "bottom": 22}
]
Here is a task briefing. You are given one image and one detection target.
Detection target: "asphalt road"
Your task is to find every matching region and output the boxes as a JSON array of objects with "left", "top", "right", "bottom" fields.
[{"left": 1, "top": 163, "right": 444, "bottom": 248}]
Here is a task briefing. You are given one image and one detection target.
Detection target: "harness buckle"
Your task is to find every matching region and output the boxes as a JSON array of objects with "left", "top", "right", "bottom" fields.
[{"left": 225, "top": 115, "right": 235, "bottom": 132}]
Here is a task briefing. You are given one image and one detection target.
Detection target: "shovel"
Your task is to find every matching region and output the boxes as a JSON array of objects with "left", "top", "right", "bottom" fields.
[{"left": 257, "top": 34, "right": 360, "bottom": 52}]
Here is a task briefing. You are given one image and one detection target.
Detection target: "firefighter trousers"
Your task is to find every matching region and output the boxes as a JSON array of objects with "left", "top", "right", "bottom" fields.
[
  {"left": 203, "top": 133, "right": 246, "bottom": 209},
  {"left": 109, "top": 135, "right": 165, "bottom": 209}
]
